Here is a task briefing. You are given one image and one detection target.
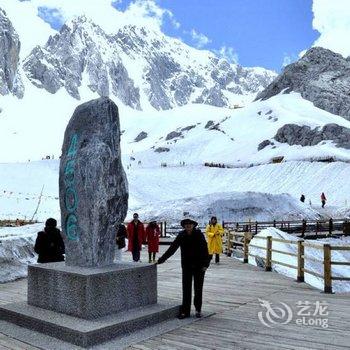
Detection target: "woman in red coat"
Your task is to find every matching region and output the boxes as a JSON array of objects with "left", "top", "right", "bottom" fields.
[
  {"left": 127, "top": 213, "right": 145, "bottom": 262},
  {"left": 145, "top": 221, "right": 160, "bottom": 263}
]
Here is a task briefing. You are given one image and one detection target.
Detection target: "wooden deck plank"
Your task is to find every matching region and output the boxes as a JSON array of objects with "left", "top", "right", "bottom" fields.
[{"left": 0, "top": 247, "right": 349, "bottom": 349}]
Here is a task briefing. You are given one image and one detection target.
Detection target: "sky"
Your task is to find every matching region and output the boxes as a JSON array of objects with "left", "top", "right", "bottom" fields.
[
  {"left": 33, "top": 0, "right": 318, "bottom": 71},
  {"left": 142, "top": 0, "right": 319, "bottom": 71},
  {"left": 1, "top": 0, "right": 350, "bottom": 72}
]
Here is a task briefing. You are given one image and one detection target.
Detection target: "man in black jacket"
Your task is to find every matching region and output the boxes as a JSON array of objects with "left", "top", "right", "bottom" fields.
[
  {"left": 116, "top": 223, "right": 127, "bottom": 249},
  {"left": 157, "top": 218, "right": 210, "bottom": 319},
  {"left": 115, "top": 223, "right": 127, "bottom": 261},
  {"left": 34, "top": 218, "right": 65, "bottom": 263}
]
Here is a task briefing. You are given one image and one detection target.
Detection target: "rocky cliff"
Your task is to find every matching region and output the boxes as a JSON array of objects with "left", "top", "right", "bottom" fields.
[
  {"left": 0, "top": 8, "right": 23, "bottom": 98},
  {"left": 256, "top": 47, "right": 350, "bottom": 120}
]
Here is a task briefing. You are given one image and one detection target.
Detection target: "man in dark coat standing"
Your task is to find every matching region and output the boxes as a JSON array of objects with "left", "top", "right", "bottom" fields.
[
  {"left": 115, "top": 223, "right": 127, "bottom": 261},
  {"left": 321, "top": 192, "right": 327, "bottom": 208},
  {"left": 127, "top": 213, "right": 145, "bottom": 262},
  {"left": 157, "top": 218, "right": 210, "bottom": 319},
  {"left": 34, "top": 218, "right": 65, "bottom": 263}
]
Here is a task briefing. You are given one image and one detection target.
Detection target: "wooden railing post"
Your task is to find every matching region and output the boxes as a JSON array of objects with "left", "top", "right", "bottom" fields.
[
  {"left": 323, "top": 244, "right": 332, "bottom": 293},
  {"left": 164, "top": 221, "right": 167, "bottom": 237},
  {"left": 243, "top": 232, "right": 249, "bottom": 263},
  {"left": 328, "top": 218, "right": 333, "bottom": 237},
  {"left": 301, "top": 219, "right": 306, "bottom": 238},
  {"left": 255, "top": 221, "right": 258, "bottom": 235},
  {"left": 297, "top": 241, "right": 305, "bottom": 282},
  {"left": 265, "top": 236, "right": 272, "bottom": 271},
  {"left": 160, "top": 222, "right": 163, "bottom": 237},
  {"left": 226, "top": 230, "right": 231, "bottom": 256}
]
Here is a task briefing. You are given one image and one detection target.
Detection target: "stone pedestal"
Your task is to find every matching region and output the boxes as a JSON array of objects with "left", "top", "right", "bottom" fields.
[
  {"left": 0, "top": 263, "right": 179, "bottom": 348},
  {"left": 28, "top": 262, "right": 157, "bottom": 319}
]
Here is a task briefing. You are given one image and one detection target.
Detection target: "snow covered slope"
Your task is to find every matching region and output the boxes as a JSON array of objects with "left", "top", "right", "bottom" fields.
[
  {"left": 121, "top": 93, "right": 350, "bottom": 167},
  {"left": 133, "top": 191, "right": 320, "bottom": 225},
  {"left": 1, "top": 90, "right": 350, "bottom": 165},
  {"left": 1, "top": 159, "right": 349, "bottom": 222}
]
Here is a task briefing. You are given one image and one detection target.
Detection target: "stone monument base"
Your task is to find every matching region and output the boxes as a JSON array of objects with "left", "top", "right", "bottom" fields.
[
  {"left": 0, "top": 300, "right": 179, "bottom": 348},
  {"left": 0, "top": 262, "right": 179, "bottom": 348},
  {"left": 27, "top": 262, "right": 158, "bottom": 319}
]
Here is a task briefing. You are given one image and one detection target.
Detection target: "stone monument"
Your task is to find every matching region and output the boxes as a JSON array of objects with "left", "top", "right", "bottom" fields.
[
  {"left": 58, "top": 97, "right": 128, "bottom": 267},
  {"left": 0, "top": 97, "right": 178, "bottom": 348}
]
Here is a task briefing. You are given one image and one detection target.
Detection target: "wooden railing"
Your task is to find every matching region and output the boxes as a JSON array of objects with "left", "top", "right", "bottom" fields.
[
  {"left": 162, "top": 224, "right": 206, "bottom": 237},
  {"left": 224, "top": 230, "right": 350, "bottom": 294},
  {"left": 6, "top": 218, "right": 348, "bottom": 239},
  {"left": 223, "top": 218, "right": 350, "bottom": 238},
  {"left": 0, "top": 219, "right": 38, "bottom": 227},
  {"left": 162, "top": 218, "right": 350, "bottom": 238}
]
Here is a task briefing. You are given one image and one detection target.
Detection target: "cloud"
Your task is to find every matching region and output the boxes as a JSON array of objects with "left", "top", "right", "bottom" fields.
[
  {"left": 189, "top": 29, "right": 211, "bottom": 48},
  {"left": 0, "top": 0, "right": 181, "bottom": 50},
  {"left": 281, "top": 53, "right": 298, "bottom": 68},
  {"left": 215, "top": 46, "right": 239, "bottom": 64},
  {"left": 282, "top": 55, "right": 292, "bottom": 67},
  {"left": 0, "top": 0, "right": 56, "bottom": 57},
  {"left": 123, "top": 0, "right": 179, "bottom": 32},
  {"left": 312, "top": 0, "right": 350, "bottom": 57},
  {"left": 30, "top": 0, "right": 124, "bottom": 32}
]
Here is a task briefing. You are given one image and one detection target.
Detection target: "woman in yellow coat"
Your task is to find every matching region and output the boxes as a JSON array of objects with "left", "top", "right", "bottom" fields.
[{"left": 205, "top": 216, "right": 224, "bottom": 264}]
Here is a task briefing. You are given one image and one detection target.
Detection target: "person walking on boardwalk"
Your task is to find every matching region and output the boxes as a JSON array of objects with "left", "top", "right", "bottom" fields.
[
  {"left": 206, "top": 216, "right": 224, "bottom": 264},
  {"left": 145, "top": 221, "right": 160, "bottom": 263},
  {"left": 115, "top": 223, "right": 127, "bottom": 262},
  {"left": 321, "top": 192, "right": 327, "bottom": 208},
  {"left": 127, "top": 213, "right": 145, "bottom": 262},
  {"left": 34, "top": 218, "right": 65, "bottom": 263},
  {"left": 157, "top": 218, "right": 210, "bottom": 319}
]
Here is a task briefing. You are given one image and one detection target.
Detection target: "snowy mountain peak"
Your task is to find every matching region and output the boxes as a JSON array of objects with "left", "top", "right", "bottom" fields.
[{"left": 20, "top": 15, "right": 276, "bottom": 110}]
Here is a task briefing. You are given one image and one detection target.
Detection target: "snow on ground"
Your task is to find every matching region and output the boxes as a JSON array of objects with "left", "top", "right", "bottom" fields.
[
  {"left": 1, "top": 160, "right": 350, "bottom": 222},
  {"left": 121, "top": 93, "right": 350, "bottom": 167},
  {"left": 0, "top": 160, "right": 60, "bottom": 220},
  {"left": 334, "top": 206, "right": 350, "bottom": 218},
  {"left": 248, "top": 228, "right": 350, "bottom": 293},
  {"left": 126, "top": 161, "right": 350, "bottom": 211},
  {"left": 2, "top": 91, "right": 350, "bottom": 167},
  {"left": 134, "top": 191, "right": 320, "bottom": 226},
  {"left": 0, "top": 223, "right": 40, "bottom": 283}
]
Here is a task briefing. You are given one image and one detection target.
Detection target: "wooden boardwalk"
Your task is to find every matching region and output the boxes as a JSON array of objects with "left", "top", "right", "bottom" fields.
[{"left": 0, "top": 247, "right": 349, "bottom": 350}]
